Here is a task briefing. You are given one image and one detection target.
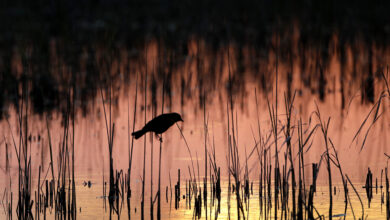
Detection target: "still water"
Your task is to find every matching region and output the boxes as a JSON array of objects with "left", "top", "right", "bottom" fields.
[{"left": 1, "top": 37, "right": 390, "bottom": 219}]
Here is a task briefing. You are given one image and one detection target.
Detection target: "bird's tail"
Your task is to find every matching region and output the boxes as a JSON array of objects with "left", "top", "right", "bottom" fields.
[{"left": 132, "top": 129, "right": 146, "bottom": 139}]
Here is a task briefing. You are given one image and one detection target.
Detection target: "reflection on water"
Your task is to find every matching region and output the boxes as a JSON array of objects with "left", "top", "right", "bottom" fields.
[
  {"left": 1, "top": 24, "right": 390, "bottom": 219},
  {"left": 77, "top": 181, "right": 386, "bottom": 219},
  {"left": 1, "top": 177, "right": 386, "bottom": 219},
  {"left": 2, "top": 34, "right": 390, "bottom": 119}
]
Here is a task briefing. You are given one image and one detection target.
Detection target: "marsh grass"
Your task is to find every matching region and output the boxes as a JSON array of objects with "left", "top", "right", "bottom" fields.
[
  {"left": 208, "top": 124, "right": 222, "bottom": 219},
  {"left": 15, "top": 84, "right": 34, "bottom": 219},
  {"left": 4, "top": 48, "right": 390, "bottom": 220},
  {"left": 100, "top": 85, "right": 125, "bottom": 218}
]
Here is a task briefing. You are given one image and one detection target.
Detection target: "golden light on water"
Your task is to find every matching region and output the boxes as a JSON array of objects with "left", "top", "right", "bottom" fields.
[
  {"left": 1, "top": 31, "right": 390, "bottom": 219},
  {"left": 2, "top": 178, "right": 379, "bottom": 219}
]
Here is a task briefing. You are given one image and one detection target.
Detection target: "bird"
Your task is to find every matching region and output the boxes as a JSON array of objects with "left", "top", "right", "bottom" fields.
[{"left": 132, "top": 112, "right": 183, "bottom": 140}]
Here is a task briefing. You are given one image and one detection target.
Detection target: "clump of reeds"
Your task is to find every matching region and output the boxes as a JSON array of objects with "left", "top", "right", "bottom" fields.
[
  {"left": 314, "top": 103, "right": 334, "bottom": 219},
  {"left": 100, "top": 86, "right": 124, "bottom": 218},
  {"left": 9, "top": 77, "right": 78, "bottom": 220},
  {"left": 208, "top": 127, "right": 222, "bottom": 218},
  {"left": 9, "top": 79, "right": 35, "bottom": 219},
  {"left": 52, "top": 89, "right": 77, "bottom": 219},
  {"left": 226, "top": 50, "right": 246, "bottom": 220}
]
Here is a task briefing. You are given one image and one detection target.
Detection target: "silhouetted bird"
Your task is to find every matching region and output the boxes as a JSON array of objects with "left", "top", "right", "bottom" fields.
[{"left": 132, "top": 112, "right": 183, "bottom": 139}]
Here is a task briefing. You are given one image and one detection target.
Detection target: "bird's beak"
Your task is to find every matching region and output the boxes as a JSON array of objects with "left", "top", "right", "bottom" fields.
[{"left": 180, "top": 118, "right": 184, "bottom": 122}]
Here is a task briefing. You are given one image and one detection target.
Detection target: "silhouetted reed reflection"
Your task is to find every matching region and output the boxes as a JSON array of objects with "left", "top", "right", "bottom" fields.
[
  {"left": 1, "top": 36, "right": 388, "bottom": 121},
  {"left": 3, "top": 2, "right": 390, "bottom": 218},
  {"left": 2, "top": 37, "right": 390, "bottom": 219}
]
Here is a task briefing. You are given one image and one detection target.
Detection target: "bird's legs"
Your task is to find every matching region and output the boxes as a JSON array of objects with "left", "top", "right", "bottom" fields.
[{"left": 155, "top": 134, "right": 163, "bottom": 142}]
